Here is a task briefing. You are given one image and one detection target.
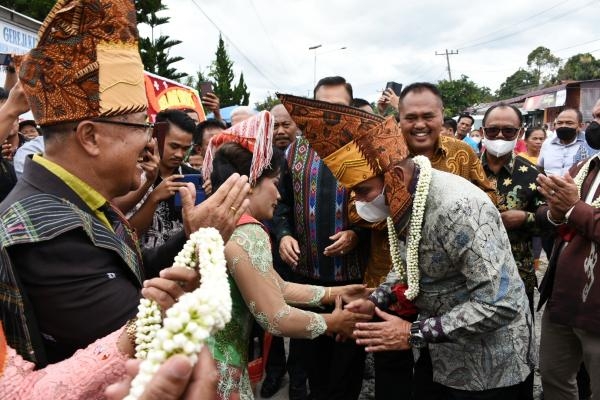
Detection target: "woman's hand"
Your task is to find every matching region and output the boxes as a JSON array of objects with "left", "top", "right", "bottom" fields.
[{"left": 141, "top": 267, "right": 200, "bottom": 312}]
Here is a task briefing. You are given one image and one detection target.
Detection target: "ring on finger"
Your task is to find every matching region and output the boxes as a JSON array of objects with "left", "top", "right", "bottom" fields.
[{"left": 229, "top": 206, "right": 237, "bottom": 213}]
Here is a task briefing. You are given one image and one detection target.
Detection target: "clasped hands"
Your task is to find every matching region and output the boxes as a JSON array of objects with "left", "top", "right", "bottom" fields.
[
  {"left": 536, "top": 172, "right": 580, "bottom": 222},
  {"left": 344, "top": 298, "right": 412, "bottom": 351}
]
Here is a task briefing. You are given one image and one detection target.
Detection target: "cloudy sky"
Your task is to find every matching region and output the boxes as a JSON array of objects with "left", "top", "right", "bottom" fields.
[{"left": 147, "top": 0, "right": 600, "bottom": 105}]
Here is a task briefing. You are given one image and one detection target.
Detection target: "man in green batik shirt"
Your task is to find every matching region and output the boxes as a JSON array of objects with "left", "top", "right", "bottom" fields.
[
  {"left": 481, "top": 103, "right": 545, "bottom": 313},
  {"left": 480, "top": 103, "right": 545, "bottom": 400}
]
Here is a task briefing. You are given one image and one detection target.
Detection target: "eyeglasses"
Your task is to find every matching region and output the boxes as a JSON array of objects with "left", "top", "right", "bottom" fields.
[
  {"left": 91, "top": 119, "right": 155, "bottom": 141},
  {"left": 483, "top": 126, "right": 520, "bottom": 140}
]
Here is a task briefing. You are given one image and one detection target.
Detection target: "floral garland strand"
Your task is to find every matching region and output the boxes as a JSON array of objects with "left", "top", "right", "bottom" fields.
[
  {"left": 126, "top": 228, "right": 232, "bottom": 400},
  {"left": 387, "top": 155, "right": 432, "bottom": 300},
  {"left": 133, "top": 239, "right": 200, "bottom": 358},
  {"left": 573, "top": 154, "right": 600, "bottom": 208}
]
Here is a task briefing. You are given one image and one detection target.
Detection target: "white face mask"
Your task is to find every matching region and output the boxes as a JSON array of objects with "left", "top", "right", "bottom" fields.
[
  {"left": 483, "top": 137, "right": 517, "bottom": 157},
  {"left": 356, "top": 190, "right": 390, "bottom": 223}
]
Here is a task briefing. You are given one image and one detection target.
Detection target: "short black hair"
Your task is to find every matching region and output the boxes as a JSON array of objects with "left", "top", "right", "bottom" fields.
[
  {"left": 399, "top": 82, "right": 443, "bottom": 105},
  {"left": 210, "top": 142, "right": 285, "bottom": 190},
  {"left": 457, "top": 114, "right": 475, "bottom": 126},
  {"left": 443, "top": 118, "right": 457, "bottom": 133},
  {"left": 194, "top": 118, "right": 226, "bottom": 145},
  {"left": 156, "top": 109, "right": 196, "bottom": 135},
  {"left": 313, "top": 76, "right": 353, "bottom": 101},
  {"left": 352, "top": 98, "right": 371, "bottom": 109},
  {"left": 482, "top": 104, "right": 523, "bottom": 127},
  {"left": 559, "top": 107, "right": 583, "bottom": 123},
  {"left": 0, "top": 88, "right": 8, "bottom": 101}
]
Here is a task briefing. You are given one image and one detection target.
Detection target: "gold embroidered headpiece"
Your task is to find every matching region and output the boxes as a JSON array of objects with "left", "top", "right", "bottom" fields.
[
  {"left": 16, "top": 0, "right": 147, "bottom": 126},
  {"left": 277, "top": 93, "right": 411, "bottom": 225}
]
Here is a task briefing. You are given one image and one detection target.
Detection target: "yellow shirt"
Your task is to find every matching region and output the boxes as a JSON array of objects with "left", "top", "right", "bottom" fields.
[
  {"left": 517, "top": 152, "right": 538, "bottom": 165},
  {"left": 32, "top": 155, "right": 112, "bottom": 230}
]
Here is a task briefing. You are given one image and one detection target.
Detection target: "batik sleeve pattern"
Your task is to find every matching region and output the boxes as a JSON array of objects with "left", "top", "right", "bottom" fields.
[
  {"left": 368, "top": 269, "right": 403, "bottom": 310},
  {"left": 227, "top": 224, "right": 327, "bottom": 339}
]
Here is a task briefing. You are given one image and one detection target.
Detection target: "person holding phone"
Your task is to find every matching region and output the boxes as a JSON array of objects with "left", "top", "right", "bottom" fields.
[{"left": 128, "top": 109, "right": 199, "bottom": 249}]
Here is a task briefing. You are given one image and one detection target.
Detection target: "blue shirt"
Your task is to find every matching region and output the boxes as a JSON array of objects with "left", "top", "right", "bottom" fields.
[
  {"left": 462, "top": 136, "right": 480, "bottom": 154},
  {"left": 538, "top": 132, "right": 597, "bottom": 176},
  {"left": 14, "top": 136, "right": 45, "bottom": 179}
]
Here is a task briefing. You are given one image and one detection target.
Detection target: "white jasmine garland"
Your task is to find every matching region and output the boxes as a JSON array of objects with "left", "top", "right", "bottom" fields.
[
  {"left": 126, "top": 228, "right": 231, "bottom": 400},
  {"left": 387, "top": 155, "right": 432, "bottom": 300},
  {"left": 573, "top": 155, "right": 600, "bottom": 208}
]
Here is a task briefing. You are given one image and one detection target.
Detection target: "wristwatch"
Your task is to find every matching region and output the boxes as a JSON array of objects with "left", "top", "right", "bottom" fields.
[{"left": 409, "top": 321, "right": 426, "bottom": 348}]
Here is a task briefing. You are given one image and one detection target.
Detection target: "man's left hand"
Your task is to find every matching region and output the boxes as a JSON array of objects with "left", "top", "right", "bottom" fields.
[
  {"left": 324, "top": 230, "right": 358, "bottom": 257},
  {"left": 354, "top": 307, "right": 411, "bottom": 352}
]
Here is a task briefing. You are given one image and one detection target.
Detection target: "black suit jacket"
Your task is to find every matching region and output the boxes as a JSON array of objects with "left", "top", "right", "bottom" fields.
[{"left": 0, "top": 157, "right": 186, "bottom": 365}]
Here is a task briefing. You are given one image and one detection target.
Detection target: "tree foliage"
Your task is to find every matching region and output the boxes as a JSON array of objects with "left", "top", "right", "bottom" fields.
[
  {"left": 526, "top": 46, "right": 560, "bottom": 84},
  {"left": 207, "top": 34, "right": 250, "bottom": 107},
  {"left": 254, "top": 92, "right": 280, "bottom": 111},
  {"left": 437, "top": 75, "right": 492, "bottom": 117},
  {"left": 3, "top": 0, "right": 54, "bottom": 21},
  {"left": 556, "top": 53, "right": 600, "bottom": 82},
  {"left": 495, "top": 68, "right": 538, "bottom": 99},
  {"left": 135, "top": 0, "right": 186, "bottom": 81}
]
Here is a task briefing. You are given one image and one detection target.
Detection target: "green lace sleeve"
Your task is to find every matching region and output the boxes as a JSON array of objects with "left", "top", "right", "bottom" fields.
[{"left": 226, "top": 223, "right": 327, "bottom": 339}]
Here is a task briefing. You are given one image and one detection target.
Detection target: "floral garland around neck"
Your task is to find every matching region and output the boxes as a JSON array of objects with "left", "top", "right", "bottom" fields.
[
  {"left": 387, "top": 155, "right": 432, "bottom": 300},
  {"left": 126, "top": 227, "right": 232, "bottom": 400},
  {"left": 574, "top": 155, "right": 600, "bottom": 208}
]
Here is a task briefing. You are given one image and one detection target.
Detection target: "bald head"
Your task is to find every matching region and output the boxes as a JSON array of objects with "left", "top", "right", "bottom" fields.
[{"left": 271, "top": 104, "right": 298, "bottom": 149}]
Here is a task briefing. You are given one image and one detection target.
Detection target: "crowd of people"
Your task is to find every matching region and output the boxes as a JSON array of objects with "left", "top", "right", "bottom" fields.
[{"left": 0, "top": 1, "right": 599, "bottom": 400}]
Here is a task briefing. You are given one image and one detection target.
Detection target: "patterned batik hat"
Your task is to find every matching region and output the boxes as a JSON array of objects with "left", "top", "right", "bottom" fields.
[
  {"left": 202, "top": 111, "right": 274, "bottom": 186},
  {"left": 16, "top": 0, "right": 147, "bottom": 126},
  {"left": 277, "top": 93, "right": 412, "bottom": 227}
]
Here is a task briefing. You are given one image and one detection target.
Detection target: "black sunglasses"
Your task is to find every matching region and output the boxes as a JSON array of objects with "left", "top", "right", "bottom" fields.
[{"left": 483, "top": 126, "right": 520, "bottom": 140}]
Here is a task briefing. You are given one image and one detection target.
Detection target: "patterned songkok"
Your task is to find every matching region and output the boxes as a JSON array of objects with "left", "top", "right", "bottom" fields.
[
  {"left": 16, "top": 0, "right": 147, "bottom": 126},
  {"left": 277, "top": 93, "right": 412, "bottom": 227}
]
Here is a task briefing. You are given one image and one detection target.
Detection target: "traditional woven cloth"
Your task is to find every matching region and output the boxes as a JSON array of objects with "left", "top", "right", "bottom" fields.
[
  {"left": 202, "top": 111, "right": 274, "bottom": 185},
  {"left": 278, "top": 93, "right": 411, "bottom": 228},
  {"left": 16, "top": 0, "right": 147, "bottom": 126}
]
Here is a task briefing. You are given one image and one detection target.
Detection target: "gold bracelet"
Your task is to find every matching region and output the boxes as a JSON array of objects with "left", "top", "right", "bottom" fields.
[
  {"left": 327, "top": 287, "right": 332, "bottom": 302},
  {"left": 125, "top": 318, "right": 137, "bottom": 346}
]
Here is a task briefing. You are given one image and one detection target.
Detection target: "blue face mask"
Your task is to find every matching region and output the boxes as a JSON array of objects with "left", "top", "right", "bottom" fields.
[{"left": 355, "top": 189, "right": 389, "bottom": 223}]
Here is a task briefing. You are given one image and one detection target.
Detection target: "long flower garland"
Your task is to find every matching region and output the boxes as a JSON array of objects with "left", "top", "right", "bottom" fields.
[
  {"left": 573, "top": 154, "right": 600, "bottom": 208},
  {"left": 387, "top": 155, "right": 432, "bottom": 300},
  {"left": 125, "top": 227, "right": 231, "bottom": 400}
]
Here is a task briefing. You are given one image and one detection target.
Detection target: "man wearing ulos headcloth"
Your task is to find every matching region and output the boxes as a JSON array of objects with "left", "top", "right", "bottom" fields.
[
  {"left": 0, "top": 0, "right": 249, "bottom": 368},
  {"left": 278, "top": 92, "right": 536, "bottom": 399}
]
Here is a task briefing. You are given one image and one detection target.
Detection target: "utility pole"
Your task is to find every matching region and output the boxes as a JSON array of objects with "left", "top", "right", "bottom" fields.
[
  {"left": 435, "top": 49, "right": 459, "bottom": 81},
  {"left": 309, "top": 44, "right": 322, "bottom": 88}
]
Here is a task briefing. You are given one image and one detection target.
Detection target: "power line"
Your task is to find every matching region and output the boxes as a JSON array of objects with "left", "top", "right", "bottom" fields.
[
  {"left": 457, "top": 0, "right": 598, "bottom": 51},
  {"left": 436, "top": 49, "right": 459, "bottom": 81},
  {"left": 554, "top": 37, "right": 600, "bottom": 53},
  {"left": 188, "top": 0, "right": 280, "bottom": 89},
  {"left": 456, "top": 0, "right": 571, "bottom": 49},
  {"left": 247, "top": 0, "right": 290, "bottom": 76}
]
